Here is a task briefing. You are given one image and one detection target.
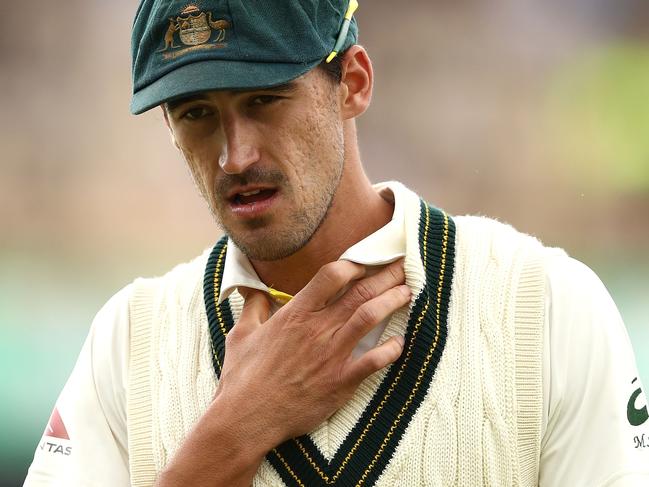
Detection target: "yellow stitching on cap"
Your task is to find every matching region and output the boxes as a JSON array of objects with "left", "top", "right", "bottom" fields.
[
  {"left": 345, "top": 0, "right": 359, "bottom": 20},
  {"left": 326, "top": 0, "right": 359, "bottom": 63}
]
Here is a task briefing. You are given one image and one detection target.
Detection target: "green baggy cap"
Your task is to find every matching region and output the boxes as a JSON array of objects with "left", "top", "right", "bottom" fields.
[{"left": 130, "top": 0, "right": 359, "bottom": 115}]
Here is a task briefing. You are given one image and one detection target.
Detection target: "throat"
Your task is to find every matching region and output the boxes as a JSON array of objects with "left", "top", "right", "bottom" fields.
[{"left": 250, "top": 192, "right": 395, "bottom": 297}]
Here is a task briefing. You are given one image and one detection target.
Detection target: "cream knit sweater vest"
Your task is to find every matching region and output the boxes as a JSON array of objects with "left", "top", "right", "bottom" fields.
[{"left": 127, "top": 187, "right": 554, "bottom": 486}]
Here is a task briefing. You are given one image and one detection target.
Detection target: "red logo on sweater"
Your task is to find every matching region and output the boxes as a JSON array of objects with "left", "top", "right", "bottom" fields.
[{"left": 44, "top": 407, "right": 69, "bottom": 440}]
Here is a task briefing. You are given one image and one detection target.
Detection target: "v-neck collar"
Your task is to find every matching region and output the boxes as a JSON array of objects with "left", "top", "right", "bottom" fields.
[
  {"left": 217, "top": 182, "right": 407, "bottom": 305},
  {"left": 203, "top": 200, "right": 456, "bottom": 487}
]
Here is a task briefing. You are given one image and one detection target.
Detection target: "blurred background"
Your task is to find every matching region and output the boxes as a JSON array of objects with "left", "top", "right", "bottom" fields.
[{"left": 1, "top": 0, "right": 648, "bottom": 484}]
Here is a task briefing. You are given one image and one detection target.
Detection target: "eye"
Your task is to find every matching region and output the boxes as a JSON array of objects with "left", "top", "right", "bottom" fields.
[
  {"left": 181, "top": 106, "right": 214, "bottom": 120},
  {"left": 250, "top": 95, "right": 280, "bottom": 106}
]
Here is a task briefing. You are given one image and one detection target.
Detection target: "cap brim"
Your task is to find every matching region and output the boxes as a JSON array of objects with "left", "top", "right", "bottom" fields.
[{"left": 130, "top": 57, "right": 322, "bottom": 115}]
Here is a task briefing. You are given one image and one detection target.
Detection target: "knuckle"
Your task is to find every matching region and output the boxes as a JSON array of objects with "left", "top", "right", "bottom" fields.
[
  {"left": 386, "top": 262, "right": 404, "bottom": 282},
  {"left": 319, "top": 262, "right": 345, "bottom": 285},
  {"left": 352, "top": 280, "right": 375, "bottom": 303},
  {"left": 355, "top": 303, "right": 378, "bottom": 326},
  {"left": 281, "top": 306, "right": 308, "bottom": 328},
  {"left": 224, "top": 329, "right": 240, "bottom": 347},
  {"left": 282, "top": 306, "right": 325, "bottom": 340},
  {"left": 284, "top": 302, "right": 304, "bottom": 319},
  {"left": 331, "top": 365, "right": 355, "bottom": 397}
]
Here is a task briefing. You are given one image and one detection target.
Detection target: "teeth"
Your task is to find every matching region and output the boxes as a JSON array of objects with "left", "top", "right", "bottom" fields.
[{"left": 239, "top": 189, "right": 262, "bottom": 197}]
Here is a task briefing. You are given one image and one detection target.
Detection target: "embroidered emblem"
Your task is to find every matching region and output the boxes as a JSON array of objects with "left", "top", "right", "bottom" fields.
[{"left": 158, "top": 4, "right": 230, "bottom": 60}]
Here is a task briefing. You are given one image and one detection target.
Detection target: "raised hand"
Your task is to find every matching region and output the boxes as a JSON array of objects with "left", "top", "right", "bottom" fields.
[
  {"left": 217, "top": 259, "right": 410, "bottom": 444},
  {"left": 156, "top": 259, "right": 409, "bottom": 487}
]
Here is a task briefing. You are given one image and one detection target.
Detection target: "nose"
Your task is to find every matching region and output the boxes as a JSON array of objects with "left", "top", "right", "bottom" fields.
[{"left": 218, "top": 115, "right": 261, "bottom": 174}]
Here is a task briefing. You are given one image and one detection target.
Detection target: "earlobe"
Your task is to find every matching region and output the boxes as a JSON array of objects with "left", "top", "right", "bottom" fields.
[{"left": 340, "top": 45, "right": 373, "bottom": 119}]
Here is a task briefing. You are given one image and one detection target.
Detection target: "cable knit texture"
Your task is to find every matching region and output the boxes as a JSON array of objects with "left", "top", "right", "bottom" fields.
[{"left": 127, "top": 183, "right": 557, "bottom": 486}]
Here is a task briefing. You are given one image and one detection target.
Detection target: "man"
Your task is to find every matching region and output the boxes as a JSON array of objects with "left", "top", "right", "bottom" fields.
[{"left": 25, "top": 1, "right": 649, "bottom": 486}]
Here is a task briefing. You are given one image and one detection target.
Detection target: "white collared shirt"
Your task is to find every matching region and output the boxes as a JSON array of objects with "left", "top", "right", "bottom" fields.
[
  {"left": 24, "top": 183, "right": 649, "bottom": 486},
  {"left": 219, "top": 182, "right": 406, "bottom": 356}
]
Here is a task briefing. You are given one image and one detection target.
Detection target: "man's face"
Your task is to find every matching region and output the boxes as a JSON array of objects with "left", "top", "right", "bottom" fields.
[{"left": 165, "top": 68, "right": 345, "bottom": 261}]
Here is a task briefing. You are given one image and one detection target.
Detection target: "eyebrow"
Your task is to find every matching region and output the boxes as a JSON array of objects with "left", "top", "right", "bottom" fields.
[
  {"left": 165, "top": 94, "right": 209, "bottom": 112},
  {"left": 165, "top": 81, "right": 299, "bottom": 112}
]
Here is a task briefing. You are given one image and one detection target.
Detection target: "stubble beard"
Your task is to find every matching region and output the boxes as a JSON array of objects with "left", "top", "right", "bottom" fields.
[
  {"left": 201, "top": 77, "right": 346, "bottom": 261},
  {"left": 209, "top": 141, "right": 345, "bottom": 261}
]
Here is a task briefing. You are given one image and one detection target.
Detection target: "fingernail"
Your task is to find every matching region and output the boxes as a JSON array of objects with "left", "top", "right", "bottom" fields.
[
  {"left": 395, "top": 335, "right": 405, "bottom": 348},
  {"left": 399, "top": 285, "right": 411, "bottom": 297}
]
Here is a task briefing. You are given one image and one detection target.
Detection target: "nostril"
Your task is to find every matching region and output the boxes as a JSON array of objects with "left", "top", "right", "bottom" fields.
[{"left": 219, "top": 153, "right": 227, "bottom": 169}]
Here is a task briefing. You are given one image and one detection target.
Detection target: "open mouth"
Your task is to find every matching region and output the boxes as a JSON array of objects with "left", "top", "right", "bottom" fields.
[
  {"left": 226, "top": 186, "right": 280, "bottom": 218},
  {"left": 231, "top": 188, "right": 277, "bottom": 205}
]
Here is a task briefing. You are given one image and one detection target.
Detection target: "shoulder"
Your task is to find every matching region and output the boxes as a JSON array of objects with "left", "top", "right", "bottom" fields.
[
  {"left": 134, "top": 248, "right": 212, "bottom": 292},
  {"left": 91, "top": 248, "right": 213, "bottom": 382},
  {"left": 125, "top": 248, "right": 212, "bottom": 309},
  {"left": 454, "top": 214, "right": 543, "bottom": 249},
  {"left": 544, "top": 253, "right": 614, "bottom": 309},
  {"left": 451, "top": 214, "right": 565, "bottom": 275},
  {"left": 542, "top": 253, "right": 635, "bottom": 383},
  {"left": 539, "top": 256, "right": 649, "bottom": 484}
]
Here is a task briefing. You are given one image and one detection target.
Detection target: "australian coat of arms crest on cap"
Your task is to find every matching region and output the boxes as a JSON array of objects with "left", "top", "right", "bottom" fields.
[{"left": 158, "top": 4, "right": 230, "bottom": 60}]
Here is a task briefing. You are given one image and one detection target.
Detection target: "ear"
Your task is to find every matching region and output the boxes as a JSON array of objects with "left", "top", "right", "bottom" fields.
[
  {"left": 339, "top": 45, "right": 373, "bottom": 120},
  {"left": 161, "top": 106, "right": 180, "bottom": 150}
]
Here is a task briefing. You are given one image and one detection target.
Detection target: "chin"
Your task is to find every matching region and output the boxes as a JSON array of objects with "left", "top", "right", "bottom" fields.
[{"left": 228, "top": 227, "right": 313, "bottom": 261}]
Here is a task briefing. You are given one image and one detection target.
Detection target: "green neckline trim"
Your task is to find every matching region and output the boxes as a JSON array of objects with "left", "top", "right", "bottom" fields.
[{"left": 203, "top": 201, "right": 456, "bottom": 486}]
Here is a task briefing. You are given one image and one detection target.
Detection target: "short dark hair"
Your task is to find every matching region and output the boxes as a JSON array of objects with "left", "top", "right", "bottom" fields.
[{"left": 318, "top": 52, "right": 344, "bottom": 84}]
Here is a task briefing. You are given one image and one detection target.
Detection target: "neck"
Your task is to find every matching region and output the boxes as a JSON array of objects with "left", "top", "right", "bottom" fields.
[{"left": 250, "top": 124, "right": 394, "bottom": 296}]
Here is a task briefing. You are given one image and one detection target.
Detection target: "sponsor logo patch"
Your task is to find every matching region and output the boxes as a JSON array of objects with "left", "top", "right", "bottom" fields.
[
  {"left": 40, "top": 406, "right": 72, "bottom": 456},
  {"left": 38, "top": 440, "right": 72, "bottom": 456},
  {"left": 44, "top": 407, "right": 69, "bottom": 440},
  {"left": 627, "top": 377, "right": 649, "bottom": 427}
]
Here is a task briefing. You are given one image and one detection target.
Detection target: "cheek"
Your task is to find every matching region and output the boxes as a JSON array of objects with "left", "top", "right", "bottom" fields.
[
  {"left": 179, "top": 143, "right": 220, "bottom": 201},
  {"left": 283, "top": 106, "right": 338, "bottom": 161}
]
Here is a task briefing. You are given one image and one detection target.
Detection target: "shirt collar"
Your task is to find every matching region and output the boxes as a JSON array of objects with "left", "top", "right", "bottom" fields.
[{"left": 218, "top": 181, "right": 407, "bottom": 304}]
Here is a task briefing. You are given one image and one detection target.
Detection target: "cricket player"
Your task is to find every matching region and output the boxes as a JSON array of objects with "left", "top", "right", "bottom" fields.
[{"left": 24, "top": 0, "right": 649, "bottom": 485}]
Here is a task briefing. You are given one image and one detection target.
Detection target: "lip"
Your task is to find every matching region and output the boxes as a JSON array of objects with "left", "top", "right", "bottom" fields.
[
  {"left": 227, "top": 188, "right": 279, "bottom": 219},
  {"left": 225, "top": 185, "right": 277, "bottom": 201}
]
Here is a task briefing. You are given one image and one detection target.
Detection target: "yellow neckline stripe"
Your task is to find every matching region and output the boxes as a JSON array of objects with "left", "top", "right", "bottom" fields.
[{"left": 268, "top": 287, "right": 294, "bottom": 305}]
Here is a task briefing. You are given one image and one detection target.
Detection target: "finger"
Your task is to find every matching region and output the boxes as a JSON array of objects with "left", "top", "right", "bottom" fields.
[
  {"left": 235, "top": 288, "right": 271, "bottom": 333},
  {"left": 294, "top": 260, "right": 366, "bottom": 310},
  {"left": 334, "top": 259, "right": 405, "bottom": 314},
  {"left": 334, "top": 284, "right": 411, "bottom": 355},
  {"left": 343, "top": 335, "right": 405, "bottom": 386}
]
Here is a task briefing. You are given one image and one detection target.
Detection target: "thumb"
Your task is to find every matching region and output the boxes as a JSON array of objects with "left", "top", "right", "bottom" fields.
[{"left": 236, "top": 288, "right": 271, "bottom": 331}]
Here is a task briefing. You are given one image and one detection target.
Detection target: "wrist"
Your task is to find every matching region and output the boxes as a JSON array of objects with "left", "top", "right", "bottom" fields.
[
  {"left": 210, "top": 388, "right": 283, "bottom": 457},
  {"left": 209, "top": 393, "right": 275, "bottom": 462},
  {"left": 155, "top": 394, "right": 272, "bottom": 487}
]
